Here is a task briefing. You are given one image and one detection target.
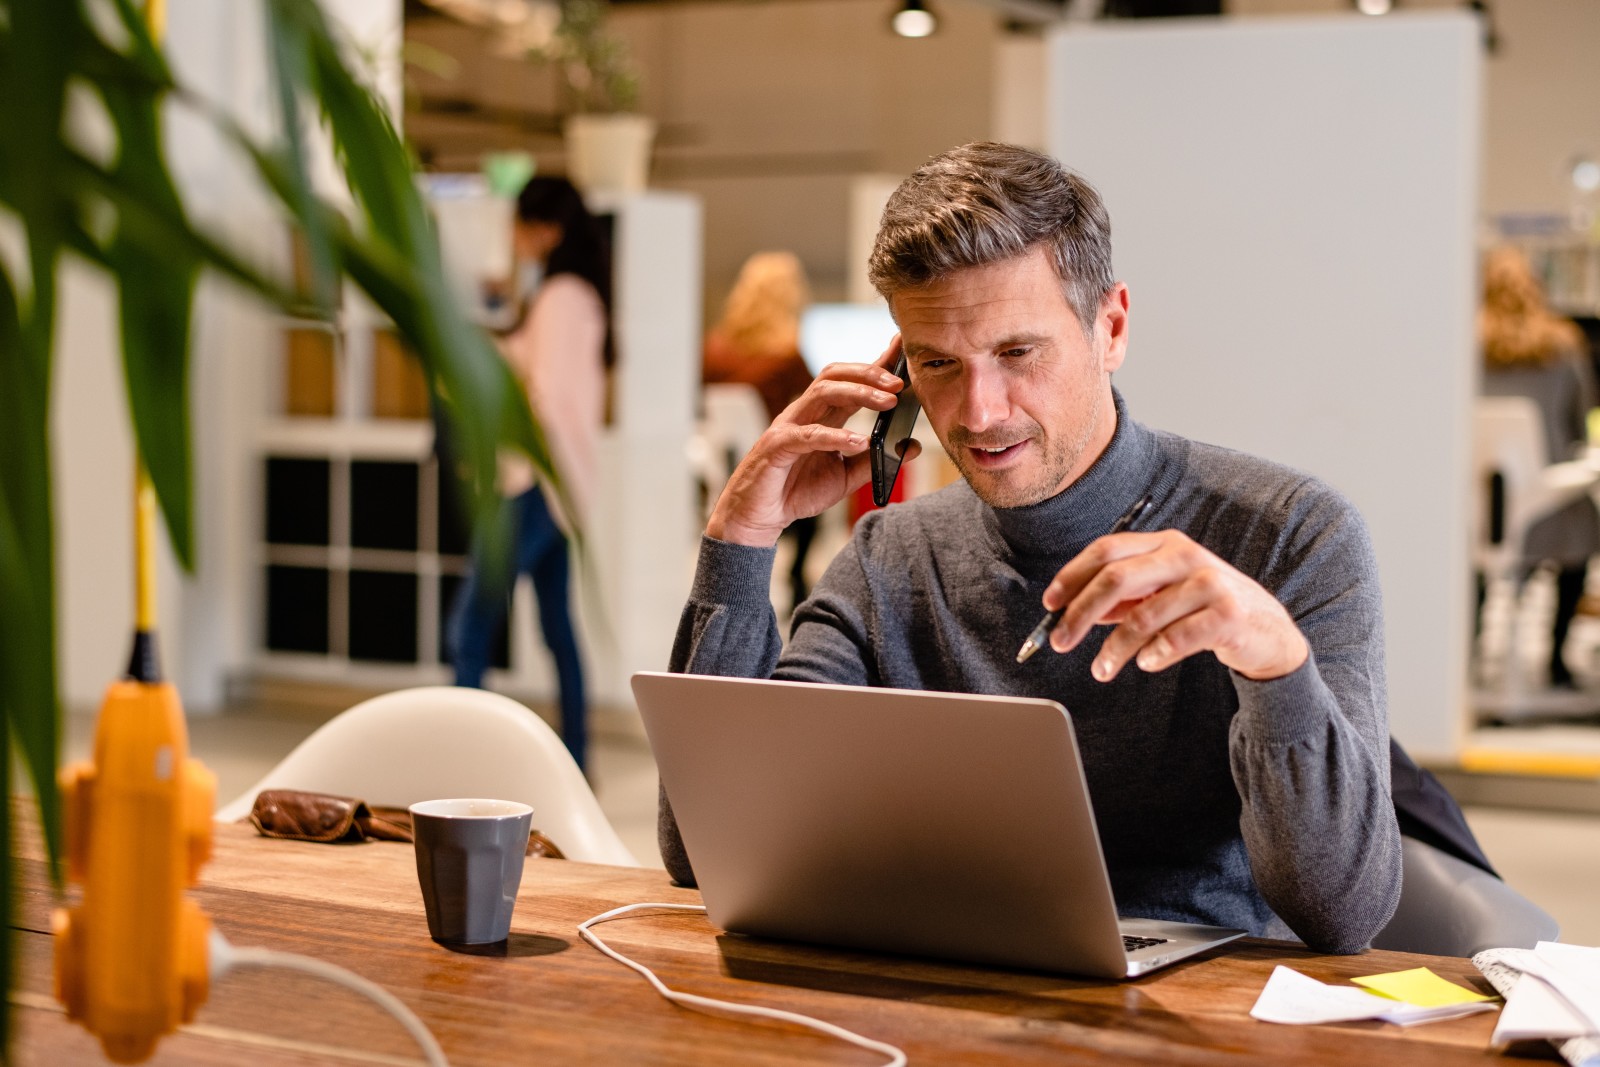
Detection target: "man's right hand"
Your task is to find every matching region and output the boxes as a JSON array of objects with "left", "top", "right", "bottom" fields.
[{"left": 707, "top": 337, "right": 919, "bottom": 547}]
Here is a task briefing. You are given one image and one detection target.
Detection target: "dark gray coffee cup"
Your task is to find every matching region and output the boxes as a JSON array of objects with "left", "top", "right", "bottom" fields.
[{"left": 410, "top": 798, "right": 533, "bottom": 945}]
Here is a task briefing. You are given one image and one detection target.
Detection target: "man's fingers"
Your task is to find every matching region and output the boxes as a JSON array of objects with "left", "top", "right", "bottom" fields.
[
  {"left": 789, "top": 377, "right": 901, "bottom": 427},
  {"left": 1130, "top": 608, "right": 1221, "bottom": 674},
  {"left": 764, "top": 422, "right": 870, "bottom": 462},
  {"left": 1043, "top": 531, "right": 1167, "bottom": 611},
  {"left": 1049, "top": 536, "right": 1189, "bottom": 653},
  {"left": 874, "top": 333, "right": 904, "bottom": 370},
  {"left": 1087, "top": 580, "right": 1214, "bottom": 680}
]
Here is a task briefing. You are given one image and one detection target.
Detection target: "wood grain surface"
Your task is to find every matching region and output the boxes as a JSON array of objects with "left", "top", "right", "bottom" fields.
[{"left": 8, "top": 808, "right": 1547, "bottom": 1066}]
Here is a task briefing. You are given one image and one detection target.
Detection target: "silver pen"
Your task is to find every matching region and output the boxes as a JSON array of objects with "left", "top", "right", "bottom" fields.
[{"left": 1015, "top": 493, "right": 1153, "bottom": 665}]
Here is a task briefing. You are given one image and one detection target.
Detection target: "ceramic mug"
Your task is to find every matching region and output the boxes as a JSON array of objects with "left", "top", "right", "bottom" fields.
[{"left": 410, "top": 798, "right": 533, "bottom": 945}]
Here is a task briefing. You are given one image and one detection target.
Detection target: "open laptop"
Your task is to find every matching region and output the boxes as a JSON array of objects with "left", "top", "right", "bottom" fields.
[{"left": 632, "top": 672, "right": 1245, "bottom": 979}]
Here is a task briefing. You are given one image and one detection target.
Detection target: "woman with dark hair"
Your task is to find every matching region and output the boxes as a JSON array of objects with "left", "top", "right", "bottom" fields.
[{"left": 447, "top": 176, "right": 610, "bottom": 770}]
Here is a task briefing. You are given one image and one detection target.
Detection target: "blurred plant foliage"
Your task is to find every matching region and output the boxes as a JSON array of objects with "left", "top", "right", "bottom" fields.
[
  {"left": 539, "top": 0, "right": 641, "bottom": 114},
  {"left": 0, "top": 0, "right": 555, "bottom": 1046}
]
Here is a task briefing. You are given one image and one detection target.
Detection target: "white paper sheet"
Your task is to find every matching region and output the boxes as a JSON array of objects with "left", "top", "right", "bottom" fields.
[
  {"left": 1250, "top": 965, "right": 1497, "bottom": 1027},
  {"left": 1475, "top": 943, "right": 1600, "bottom": 1067},
  {"left": 1536, "top": 942, "right": 1600, "bottom": 1035},
  {"left": 1495, "top": 973, "right": 1592, "bottom": 1046}
]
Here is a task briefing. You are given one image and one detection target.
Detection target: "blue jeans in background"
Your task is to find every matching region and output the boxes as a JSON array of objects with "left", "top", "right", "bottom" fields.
[{"left": 447, "top": 487, "right": 587, "bottom": 771}]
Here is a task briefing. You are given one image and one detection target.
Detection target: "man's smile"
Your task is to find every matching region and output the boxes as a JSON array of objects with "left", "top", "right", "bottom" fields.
[{"left": 965, "top": 439, "right": 1030, "bottom": 469}]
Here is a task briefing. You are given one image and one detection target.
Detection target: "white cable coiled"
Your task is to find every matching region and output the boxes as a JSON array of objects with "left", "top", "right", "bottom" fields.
[
  {"left": 209, "top": 930, "right": 449, "bottom": 1067},
  {"left": 579, "top": 902, "right": 907, "bottom": 1067}
]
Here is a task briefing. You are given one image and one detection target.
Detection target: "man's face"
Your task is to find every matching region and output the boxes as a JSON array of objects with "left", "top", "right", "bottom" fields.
[{"left": 890, "top": 247, "right": 1129, "bottom": 509}]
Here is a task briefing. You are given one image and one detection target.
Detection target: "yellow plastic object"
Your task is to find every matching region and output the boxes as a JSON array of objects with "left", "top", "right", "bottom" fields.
[
  {"left": 54, "top": 678, "right": 218, "bottom": 1063},
  {"left": 1460, "top": 745, "right": 1600, "bottom": 780}
]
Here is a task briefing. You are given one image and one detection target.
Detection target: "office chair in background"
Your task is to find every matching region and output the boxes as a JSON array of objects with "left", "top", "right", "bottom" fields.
[
  {"left": 1472, "top": 396, "right": 1600, "bottom": 704},
  {"left": 1372, "top": 834, "right": 1559, "bottom": 957}
]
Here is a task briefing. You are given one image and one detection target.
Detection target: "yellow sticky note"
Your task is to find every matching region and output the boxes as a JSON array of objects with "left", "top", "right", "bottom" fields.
[{"left": 1350, "top": 968, "right": 1492, "bottom": 1007}]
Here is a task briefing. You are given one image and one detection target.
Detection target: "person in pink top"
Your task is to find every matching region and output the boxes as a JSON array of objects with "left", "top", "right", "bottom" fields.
[{"left": 447, "top": 176, "right": 610, "bottom": 770}]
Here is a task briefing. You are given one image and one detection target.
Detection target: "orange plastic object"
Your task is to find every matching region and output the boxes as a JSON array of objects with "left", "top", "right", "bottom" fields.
[{"left": 55, "top": 678, "right": 218, "bottom": 1063}]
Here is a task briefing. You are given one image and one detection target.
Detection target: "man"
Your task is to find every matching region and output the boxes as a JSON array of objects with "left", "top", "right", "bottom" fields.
[{"left": 661, "top": 142, "right": 1400, "bottom": 954}]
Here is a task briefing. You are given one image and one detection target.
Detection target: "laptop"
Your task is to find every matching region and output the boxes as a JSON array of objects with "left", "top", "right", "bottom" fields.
[{"left": 632, "top": 672, "right": 1245, "bottom": 979}]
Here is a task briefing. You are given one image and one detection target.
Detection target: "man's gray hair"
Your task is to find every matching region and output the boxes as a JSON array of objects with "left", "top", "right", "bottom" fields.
[{"left": 867, "top": 142, "right": 1115, "bottom": 333}]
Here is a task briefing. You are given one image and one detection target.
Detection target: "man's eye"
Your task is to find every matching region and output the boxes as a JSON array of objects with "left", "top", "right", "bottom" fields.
[
  {"left": 920, "top": 358, "right": 951, "bottom": 370},
  {"left": 1000, "top": 347, "right": 1031, "bottom": 359}
]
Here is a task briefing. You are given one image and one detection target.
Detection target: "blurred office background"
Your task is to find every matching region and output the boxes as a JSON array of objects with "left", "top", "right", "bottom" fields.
[{"left": 51, "top": 0, "right": 1600, "bottom": 943}]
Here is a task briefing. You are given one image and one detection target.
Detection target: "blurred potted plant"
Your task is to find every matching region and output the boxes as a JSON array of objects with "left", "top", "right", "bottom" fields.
[
  {"left": 541, "top": 0, "right": 655, "bottom": 195},
  {"left": 0, "top": 0, "right": 556, "bottom": 1052},
  {"left": 414, "top": 0, "right": 652, "bottom": 193}
]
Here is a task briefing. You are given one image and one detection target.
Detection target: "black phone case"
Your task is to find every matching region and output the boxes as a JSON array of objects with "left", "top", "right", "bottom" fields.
[{"left": 870, "top": 358, "right": 920, "bottom": 507}]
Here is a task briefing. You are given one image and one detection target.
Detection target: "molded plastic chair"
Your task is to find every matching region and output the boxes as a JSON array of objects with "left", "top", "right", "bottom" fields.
[
  {"left": 1473, "top": 396, "right": 1598, "bottom": 585},
  {"left": 215, "top": 686, "right": 638, "bottom": 866},
  {"left": 1370, "top": 835, "right": 1559, "bottom": 957}
]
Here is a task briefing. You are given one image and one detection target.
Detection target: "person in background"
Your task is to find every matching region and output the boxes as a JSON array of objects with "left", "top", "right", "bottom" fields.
[
  {"left": 703, "top": 251, "right": 818, "bottom": 609},
  {"left": 1479, "top": 245, "right": 1599, "bottom": 689},
  {"left": 447, "top": 176, "right": 611, "bottom": 771}
]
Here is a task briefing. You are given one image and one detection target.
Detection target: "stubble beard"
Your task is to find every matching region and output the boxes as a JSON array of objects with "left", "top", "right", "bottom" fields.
[{"left": 945, "top": 379, "right": 1107, "bottom": 511}]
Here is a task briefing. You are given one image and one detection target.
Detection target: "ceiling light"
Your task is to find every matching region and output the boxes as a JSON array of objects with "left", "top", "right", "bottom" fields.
[
  {"left": 1354, "top": 0, "right": 1394, "bottom": 13},
  {"left": 1574, "top": 157, "right": 1600, "bottom": 195},
  {"left": 892, "top": 0, "right": 937, "bottom": 38}
]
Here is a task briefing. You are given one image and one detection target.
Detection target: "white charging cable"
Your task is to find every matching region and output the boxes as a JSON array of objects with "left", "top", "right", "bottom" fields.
[
  {"left": 579, "top": 903, "right": 907, "bottom": 1067},
  {"left": 209, "top": 929, "right": 449, "bottom": 1067}
]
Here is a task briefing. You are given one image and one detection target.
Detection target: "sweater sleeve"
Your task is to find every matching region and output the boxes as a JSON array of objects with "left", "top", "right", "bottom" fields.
[
  {"left": 657, "top": 531, "right": 877, "bottom": 884},
  {"left": 1226, "top": 481, "right": 1402, "bottom": 953}
]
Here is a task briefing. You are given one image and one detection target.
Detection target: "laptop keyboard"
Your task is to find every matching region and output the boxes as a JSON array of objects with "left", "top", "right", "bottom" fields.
[{"left": 1122, "top": 935, "right": 1170, "bottom": 953}]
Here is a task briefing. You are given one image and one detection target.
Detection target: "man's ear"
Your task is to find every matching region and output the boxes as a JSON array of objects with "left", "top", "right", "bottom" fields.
[{"left": 1099, "top": 283, "right": 1130, "bottom": 373}]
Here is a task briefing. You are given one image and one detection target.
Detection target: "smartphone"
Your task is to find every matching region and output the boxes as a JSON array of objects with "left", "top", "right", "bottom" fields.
[{"left": 870, "top": 353, "right": 921, "bottom": 507}]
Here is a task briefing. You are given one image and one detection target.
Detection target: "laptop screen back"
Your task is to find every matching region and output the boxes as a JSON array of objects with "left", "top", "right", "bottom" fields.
[{"left": 633, "top": 672, "right": 1131, "bottom": 977}]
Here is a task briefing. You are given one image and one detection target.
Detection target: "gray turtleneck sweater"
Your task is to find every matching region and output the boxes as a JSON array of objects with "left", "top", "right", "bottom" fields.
[{"left": 658, "top": 395, "right": 1402, "bottom": 954}]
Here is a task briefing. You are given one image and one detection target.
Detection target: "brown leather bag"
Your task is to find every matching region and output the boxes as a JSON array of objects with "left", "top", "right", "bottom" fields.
[{"left": 247, "top": 789, "right": 565, "bottom": 858}]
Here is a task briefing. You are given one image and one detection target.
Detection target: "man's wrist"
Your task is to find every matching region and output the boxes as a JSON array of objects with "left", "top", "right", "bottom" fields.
[
  {"left": 1234, "top": 635, "right": 1310, "bottom": 682},
  {"left": 706, "top": 509, "right": 783, "bottom": 548}
]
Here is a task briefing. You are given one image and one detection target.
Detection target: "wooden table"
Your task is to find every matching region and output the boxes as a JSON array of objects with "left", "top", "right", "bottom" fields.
[{"left": 9, "top": 814, "right": 1545, "bottom": 1066}]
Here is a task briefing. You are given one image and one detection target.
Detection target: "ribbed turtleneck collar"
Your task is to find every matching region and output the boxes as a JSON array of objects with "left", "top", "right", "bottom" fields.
[{"left": 979, "top": 389, "right": 1181, "bottom": 571}]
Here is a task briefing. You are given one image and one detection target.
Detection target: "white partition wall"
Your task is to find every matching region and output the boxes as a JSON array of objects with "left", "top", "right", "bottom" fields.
[
  {"left": 1049, "top": 12, "right": 1481, "bottom": 759},
  {"left": 584, "top": 192, "right": 702, "bottom": 709}
]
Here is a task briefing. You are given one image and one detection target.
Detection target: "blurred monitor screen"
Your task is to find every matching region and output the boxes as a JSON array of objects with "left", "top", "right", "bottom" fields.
[{"left": 799, "top": 303, "right": 898, "bottom": 376}]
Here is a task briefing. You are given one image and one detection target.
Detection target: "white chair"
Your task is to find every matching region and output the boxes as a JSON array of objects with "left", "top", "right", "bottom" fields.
[
  {"left": 1371, "top": 835, "right": 1559, "bottom": 957},
  {"left": 1472, "top": 396, "right": 1600, "bottom": 695},
  {"left": 689, "top": 383, "right": 770, "bottom": 514},
  {"left": 215, "top": 686, "right": 638, "bottom": 866}
]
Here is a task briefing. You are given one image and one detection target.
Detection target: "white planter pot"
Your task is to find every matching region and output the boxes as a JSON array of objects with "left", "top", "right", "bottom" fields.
[{"left": 563, "top": 113, "right": 657, "bottom": 196}]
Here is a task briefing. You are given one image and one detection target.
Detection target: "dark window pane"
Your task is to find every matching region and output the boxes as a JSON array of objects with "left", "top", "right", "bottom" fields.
[
  {"left": 349, "top": 570, "right": 418, "bottom": 662},
  {"left": 351, "top": 461, "right": 419, "bottom": 551},
  {"left": 265, "top": 565, "right": 329, "bottom": 653},
  {"left": 265, "top": 458, "right": 330, "bottom": 546},
  {"left": 439, "top": 573, "right": 510, "bottom": 670}
]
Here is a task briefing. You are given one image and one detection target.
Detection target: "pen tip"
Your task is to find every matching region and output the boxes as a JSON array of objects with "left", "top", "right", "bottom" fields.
[{"left": 1015, "top": 643, "right": 1036, "bottom": 665}]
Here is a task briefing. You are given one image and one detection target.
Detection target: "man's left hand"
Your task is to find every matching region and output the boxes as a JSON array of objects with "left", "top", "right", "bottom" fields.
[{"left": 1042, "top": 529, "right": 1309, "bottom": 682}]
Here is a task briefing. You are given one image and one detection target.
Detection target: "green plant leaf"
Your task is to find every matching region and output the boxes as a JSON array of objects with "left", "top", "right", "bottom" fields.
[
  {"left": 0, "top": 255, "right": 62, "bottom": 1058},
  {"left": 61, "top": 148, "right": 309, "bottom": 313},
  {"left": 0, "top": 0, "right": 572, "bottom": 1059},
  {"left": 268, "top": 0, "right": 573, "bottom": 541},
  {"left": 99, "top": 62, "right": 200, "bottom": 571},
  {"left": 0, "top": 0, "right": 75, "bottom": 945},
  {"left": 262, "top": 0, "right": 337, "bottom": 314}
]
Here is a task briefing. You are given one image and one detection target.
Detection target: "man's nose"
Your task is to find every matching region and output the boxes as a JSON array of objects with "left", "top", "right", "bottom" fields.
[{"left": 959, "top": 363, "right": 1009, "bottom": 435}]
